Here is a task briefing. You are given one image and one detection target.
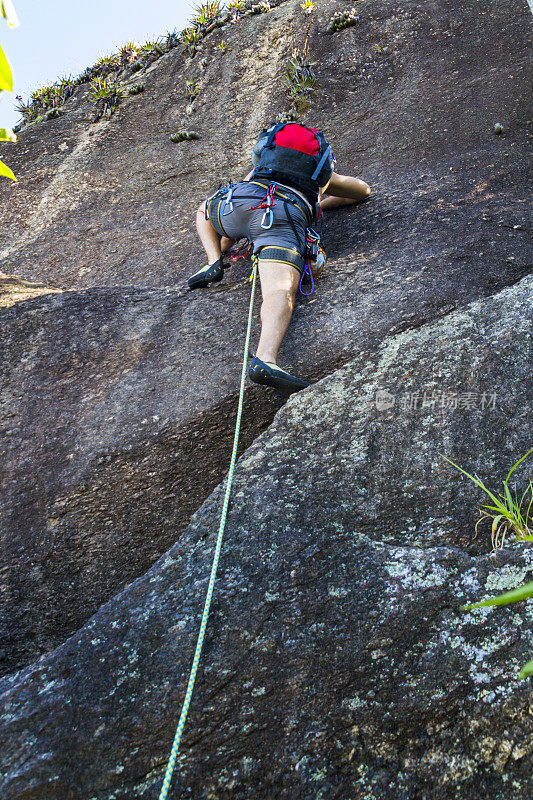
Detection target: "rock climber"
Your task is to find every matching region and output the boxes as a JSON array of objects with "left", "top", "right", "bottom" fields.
[{"left": 187, "top": 122, "right": 370, "bottom": 393}]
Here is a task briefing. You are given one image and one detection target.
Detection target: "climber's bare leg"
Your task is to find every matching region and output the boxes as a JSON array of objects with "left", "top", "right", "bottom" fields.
[
  {"left": 255, "top": 260, "right": 300, "bottom": 365},
  {"left": 319, "top": 173, "right": 371, "bottom": 212},
  {"left": 195, "top": 202, "right": 236, "bottom": 262},
  {"left": 221, "top": 236, "right": 235, "bottom": 253},
  {"left": 320, "top": 195, "right": 359, "bottom": 211},
  {"left": 196, "top": 203, "right": 222, "bottom": 264}
]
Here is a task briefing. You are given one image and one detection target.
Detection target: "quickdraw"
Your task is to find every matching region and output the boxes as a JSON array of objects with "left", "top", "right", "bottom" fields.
[
  {"left": 250, "top": 182, "right": 278, "bottom": 229},
  {"left": 221, "top": 182, "right": 236, "bottom": 216}
]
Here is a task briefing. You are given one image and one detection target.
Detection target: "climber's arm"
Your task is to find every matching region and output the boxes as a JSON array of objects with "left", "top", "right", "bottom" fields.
[{"left": 319, "top": 173, "right": 371, "bottom": 211}]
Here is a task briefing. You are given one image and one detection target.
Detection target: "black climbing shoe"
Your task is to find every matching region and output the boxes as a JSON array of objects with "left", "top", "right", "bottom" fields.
[
  {"left": 249, "top": 357, "right": 310, "bottom": 394},
  {"left": 187, "top": 258, "right": 224, "bottom": 289}
]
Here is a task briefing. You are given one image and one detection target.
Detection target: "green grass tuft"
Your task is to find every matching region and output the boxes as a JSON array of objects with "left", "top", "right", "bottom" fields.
[{"left": 441, "top": 449, "right": 533, "bottom": 552}]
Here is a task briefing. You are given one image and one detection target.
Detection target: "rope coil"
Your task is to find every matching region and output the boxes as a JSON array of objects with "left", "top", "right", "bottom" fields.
[{"left": 158, "top": 255, "right": 259, "bottom": 800}]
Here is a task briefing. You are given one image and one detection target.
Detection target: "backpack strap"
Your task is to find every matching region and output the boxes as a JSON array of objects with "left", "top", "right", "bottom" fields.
[
  {"left": 311, "top": 144, "right": 333, "bottom": 182},
  {"left": 264, "top": 123, "right": 284, "bottom": 149}
]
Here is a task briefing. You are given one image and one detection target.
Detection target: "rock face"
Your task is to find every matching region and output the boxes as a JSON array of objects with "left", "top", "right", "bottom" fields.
[
  {"left": 0, "top": 275, "right": 531, "bottom": 800},
  {"left": 0, "top": 0, "right": 532, "bottom": 797},
  {"left": 0, "top": 284, "right": 285, "bottom": 674},
  {"left": 0, "top": 274, "right": 62, "bottom": 308},
  {"left": 0, "top": 0, "right": 531, "bottom": 675}
]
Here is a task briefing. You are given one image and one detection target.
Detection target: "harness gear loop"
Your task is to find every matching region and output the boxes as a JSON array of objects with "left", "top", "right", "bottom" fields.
[{"left": 157, "top": 256, "right": 259, "bottom": 800}]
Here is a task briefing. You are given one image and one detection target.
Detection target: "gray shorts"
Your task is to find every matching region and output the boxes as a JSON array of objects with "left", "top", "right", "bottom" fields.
[{"left": 205, "top": 180, "right": 311, "bottom": 274}]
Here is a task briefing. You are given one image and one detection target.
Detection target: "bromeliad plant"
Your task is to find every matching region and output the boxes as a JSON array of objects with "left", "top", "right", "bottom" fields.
[
  {"left": 192, "top": 1, "right": 224, "bottom": 27},
  {"left": 164, "top": 30, "right": 181, "bottom": 50},
  {"left": 180, "top": 26, "right": 203, "bottom": 57},
  {"left": 15, "top": 77, "right": 75, "bottom": 126},
  {"left": 119, "top": 41, "right": 141, "bottom": 67},
  {"left": 185, "top": 76, "right": 200, "bottom": 100},
  {"left": 89, "top": 76, "right": 125, "bottom": 120},
  {"left": 93, "top": 53, "right": 121, "bottom": 76},
  {"left": 181, "top": 2, "right": 224, "bottom": 55},
  {"left": 0, "top": 0, "right": 19, "bottom": 180},
  {"left": 138, "top": 38, "right": 166, "bottom": 61},
  {"left": 441, "top": 449, "right": 533, "bottom": 552},
  {"left": 284, "top": 49, "right": 316, "bottom": 113}
]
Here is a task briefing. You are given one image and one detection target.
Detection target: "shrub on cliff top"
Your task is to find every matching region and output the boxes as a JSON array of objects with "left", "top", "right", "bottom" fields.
[{"left": 192, "top": 1, "right": 224, "bottom": 27}]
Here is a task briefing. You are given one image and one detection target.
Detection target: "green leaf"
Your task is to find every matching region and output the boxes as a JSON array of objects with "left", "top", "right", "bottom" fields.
[
  {"left": 505, "top": 448, "right": 533, "bottom": 483},
  {"left": 439, "top": 455, "right": 502, "bottom": 507},
  {"left": 0, "top": 126, "right": 16, "bottom": 142},
  {"left": 1, "top": 0, "right": 19, "bottom": 28},
  {"left": 461, "top": 581, "right": 533, "bottom": 610},
  {"left": 0, "top": 43, "right": 13, "bottom": 92},
  {"left": 0, "top": 157, "right": 16, "bottom": 180},
  {"left": 504, "top": 482, "right": 514, "bottom": 510},
  {"left": 518, "top": 659, "right": 533, "bottom": 679},
  {"left": 480, "top": 503, "right": 509, "bottom": 516},
  {"left": 491, "top": 515, "right": 505, "bottom": 536}
]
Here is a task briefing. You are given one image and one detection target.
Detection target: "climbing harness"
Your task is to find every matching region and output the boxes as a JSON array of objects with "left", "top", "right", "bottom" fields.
[
  {"left": 227, "top": 221, "right": 327, "bottom": 297},
  {"left": 158, "top": 256, "right": 259, "bottom": 800}
]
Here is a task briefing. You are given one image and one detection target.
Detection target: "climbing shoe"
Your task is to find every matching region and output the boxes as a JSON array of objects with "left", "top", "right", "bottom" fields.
[
  {"left": 249, "top": 357, "right": 310, "bottom": 394},
  {"left": 187, "top": 257, "right": 224, "bottom": 289}
]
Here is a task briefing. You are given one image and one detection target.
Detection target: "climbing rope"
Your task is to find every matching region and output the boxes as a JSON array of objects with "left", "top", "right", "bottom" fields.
[{"left": 158, "top": 255, "right": 259, "bottom": 800}]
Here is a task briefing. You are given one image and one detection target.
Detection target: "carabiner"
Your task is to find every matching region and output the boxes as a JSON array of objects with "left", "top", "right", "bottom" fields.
[
  {"left": 260, "top": 208, "right": 274, "bottom": 229},
  {"left": 221, "top": 185, "right": 235, "bottom": 216}
]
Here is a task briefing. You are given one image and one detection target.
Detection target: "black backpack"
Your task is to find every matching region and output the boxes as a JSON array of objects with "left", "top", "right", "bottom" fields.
[{"left": 251, "top": 122, "right": 335, "bottom": 201}]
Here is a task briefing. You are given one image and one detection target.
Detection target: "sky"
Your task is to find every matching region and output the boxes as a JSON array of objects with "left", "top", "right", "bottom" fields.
[{"left": 0, "top": 0, "right": 194, "bottom": 129}]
